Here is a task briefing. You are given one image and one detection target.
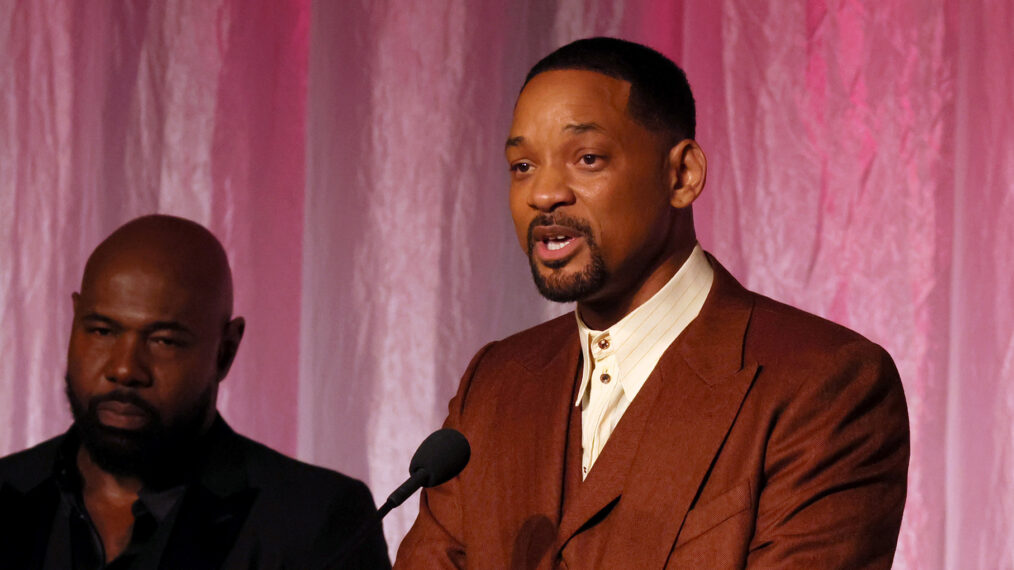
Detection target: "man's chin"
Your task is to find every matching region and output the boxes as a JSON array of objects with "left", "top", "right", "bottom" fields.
[
  {"left": 531, "top": 261, "right": 607, "bottom": 303},
  {"left": 82, "top": 435, "right": 154, "bottom": 476},
  {"left": 91, "top": 422, "right": 153, "bottom": 444}
]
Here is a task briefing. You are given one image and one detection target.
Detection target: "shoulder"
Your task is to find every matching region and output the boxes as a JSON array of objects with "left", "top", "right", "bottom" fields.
[
  {"left": 746, "top": 293, "right": 894, "bottom": 371},
  {"left": 440, "top": 313, "right": 577, "bottom": 430},
  {"left": 700, "top": 256, "right": 896, "bottom": 385},
  {"left": 452, "top": 312, "right": 575, "bottom": 396},
  {"left": 223, "top": 432, "right": 381, "bottom": 543},
  {"left": 473, "top": 312, "right": 575, "bottom": 368},
  {"left": 229, "top": 432, "right": 373, "bottom": 506},
  {"left": 736, "top": 293, "right": 904, "bottom": 421},
  {"left": 0, "top": 435, "right": 64, "bottom": 490},
  {"left": 209, "top": 429, "right": 390, "bottom": 568}
]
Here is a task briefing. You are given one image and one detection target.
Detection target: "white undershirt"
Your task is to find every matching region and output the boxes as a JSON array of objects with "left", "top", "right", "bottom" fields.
[{"left": 575, "top": 244, "right": 714, "bottom": 479}]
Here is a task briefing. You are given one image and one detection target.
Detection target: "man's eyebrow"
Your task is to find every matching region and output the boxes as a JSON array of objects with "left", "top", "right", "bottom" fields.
[
  {"left": 81, "top": 313, "right": 118, "bottom": 326},
  {"left": 145, "top": 321, "right": 195, "bottom": 335},
  {"left": 564, "top": 122, "right": 605, "bottom": 135},
  {"left": 506, "top": 123, "right": 606, "bottom": 150},
  {"left": 80, "top": 314, "right": 194, "bottom": 336}
]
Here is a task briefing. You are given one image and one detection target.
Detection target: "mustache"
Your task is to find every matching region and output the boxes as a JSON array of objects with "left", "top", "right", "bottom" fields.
[
  {"left": 526, "top": 213, "right": 595, "bottom": 252},
  {"left": 88, "top": 390, "right": 159, "bottom": 419}
]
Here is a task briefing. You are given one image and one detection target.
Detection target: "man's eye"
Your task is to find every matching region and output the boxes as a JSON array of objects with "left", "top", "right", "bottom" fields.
[
  {"left": 580, "top": 154, "right": 600, "bottom": 166},
  {"left": 151, "top": 337, "right": 181, "bottom": 348},
  {"left": 87, "top": 327, "right": 113, "bottom": 336},
  {"left": 510, "top": 162, "right": 532, "bottom": 174}
]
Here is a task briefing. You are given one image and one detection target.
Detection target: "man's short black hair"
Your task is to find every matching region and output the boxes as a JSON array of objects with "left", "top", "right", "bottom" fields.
[{"left": 524, "top": 37, "right": 696, "bottom": 145}]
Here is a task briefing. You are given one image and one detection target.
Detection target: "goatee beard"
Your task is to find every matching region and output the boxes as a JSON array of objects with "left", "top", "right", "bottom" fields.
[
  {"left": 527, "top": 213, "right": 608, "bottom": 302},
  {"left": 65, "top": 374, "right": 213, "bottom": 481}
]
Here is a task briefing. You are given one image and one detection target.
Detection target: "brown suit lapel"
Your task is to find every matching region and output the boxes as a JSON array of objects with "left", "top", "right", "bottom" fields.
[
  {"left": 556, "top": 360, "right": 665, "bottom": 546},
  {"left": 498, "top": 324, "right": 582, "bottom": 567},
  {"left": 618, "top": 261, "right": 759, "bottom": 566},
  {"left": 554, "top": 260, "right": 761, "bottom": 567}
]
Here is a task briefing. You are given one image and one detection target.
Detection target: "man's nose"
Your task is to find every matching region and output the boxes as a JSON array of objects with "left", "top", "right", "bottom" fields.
[
  {"left": 105, "top": 334, "right": 153, "bottom": 388},
  {"left": 527, "top": 166, "right": 576, "bottom": 212}
]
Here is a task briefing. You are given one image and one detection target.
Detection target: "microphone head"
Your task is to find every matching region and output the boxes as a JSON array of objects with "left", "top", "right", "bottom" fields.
[{"left": 409, "top": 428, "right": 471, "bottom": 488}]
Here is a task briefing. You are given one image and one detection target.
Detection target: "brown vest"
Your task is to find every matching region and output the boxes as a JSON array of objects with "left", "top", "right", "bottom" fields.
[{"left": 556, "top": 359, "right": 669, "bottom": 566}]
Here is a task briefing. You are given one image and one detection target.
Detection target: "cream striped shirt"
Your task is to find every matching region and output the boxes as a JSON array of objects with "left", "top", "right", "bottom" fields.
[{"left": 575, "top": 244, "right": 714, "bottom": 479}]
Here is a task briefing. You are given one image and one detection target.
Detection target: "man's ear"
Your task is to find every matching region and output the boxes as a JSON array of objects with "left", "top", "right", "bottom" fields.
[
  {"left": 666, "top": 139, "right": 707, "bottom": 209},
  {"left": 216, "top": 316, "right": 246, "bottom": 381}
]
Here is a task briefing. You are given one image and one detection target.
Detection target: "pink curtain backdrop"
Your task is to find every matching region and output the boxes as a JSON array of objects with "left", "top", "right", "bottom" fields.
[{"left": 2, "top": 1, "right": 1011, "bottom": 567}]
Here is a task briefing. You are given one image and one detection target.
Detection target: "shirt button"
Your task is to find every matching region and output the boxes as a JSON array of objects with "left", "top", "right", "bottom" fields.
[
  {"left": 598, "top": 338, "right": 610, "bottom": 350},
  {"left": 600, "top": 373, "right": 611, "bottom": 384}
]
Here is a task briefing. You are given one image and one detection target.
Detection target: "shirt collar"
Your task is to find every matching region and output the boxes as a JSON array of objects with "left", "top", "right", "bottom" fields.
[{"left": 574, "top": 244, "right": 714, "bottom": 405}]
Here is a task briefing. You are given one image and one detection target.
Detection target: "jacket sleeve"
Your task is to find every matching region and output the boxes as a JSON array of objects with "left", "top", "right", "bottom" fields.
[
  {"left": 746, "top": 341, "right": 910, "bottom": 569},
  {"left": 393, "top": 343, "right": 495, "bottom": 569}
]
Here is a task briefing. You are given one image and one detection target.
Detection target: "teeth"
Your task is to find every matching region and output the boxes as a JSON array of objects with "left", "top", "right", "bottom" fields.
[{"left": 547, "top": 238, "right": 571, "bottom": 251}]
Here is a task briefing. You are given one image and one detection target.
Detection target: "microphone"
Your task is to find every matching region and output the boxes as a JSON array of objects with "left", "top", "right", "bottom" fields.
[
  {"left": 324, "top": 428, "right": 471, "bottom": 568},
  {"left": 381, "top": 428, "right": 471, "bottom": 515}
]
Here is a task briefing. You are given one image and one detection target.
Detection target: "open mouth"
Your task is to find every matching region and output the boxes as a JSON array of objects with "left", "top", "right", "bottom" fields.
[
  {"left": 531, "top": 224, "right": 585, "bottom": 262},
  {"left": 545, "top": 234, "right": 576, "bottom": 251}
]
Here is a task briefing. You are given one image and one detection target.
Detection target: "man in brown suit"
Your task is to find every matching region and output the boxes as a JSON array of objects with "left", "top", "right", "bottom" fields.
[{"left": 395, "top": 37, "right": 909, "bottom": 569}]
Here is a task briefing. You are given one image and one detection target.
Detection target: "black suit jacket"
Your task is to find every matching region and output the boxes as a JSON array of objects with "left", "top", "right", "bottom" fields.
[{"left": 0, "top": 417, "right": 390, "bottom": 569}]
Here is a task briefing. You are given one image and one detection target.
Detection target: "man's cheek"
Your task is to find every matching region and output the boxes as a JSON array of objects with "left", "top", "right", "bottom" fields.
[{"left": 514, "top": 224, "right": 530, "bottom": 252}]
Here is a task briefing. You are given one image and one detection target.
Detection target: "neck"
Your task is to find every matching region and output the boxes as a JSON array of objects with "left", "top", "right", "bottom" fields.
[
  {"left": 73, "top": 414, "right": 218, "bottom": 493},
  {"left": 77, "top": 446, "right": 143, "bottom": 500},
  {"left": 578, "top": 240, "right": 696, "bottom": 330}
]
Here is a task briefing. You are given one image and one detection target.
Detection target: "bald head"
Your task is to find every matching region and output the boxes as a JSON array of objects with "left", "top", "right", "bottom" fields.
[
  {"left": 66, "top": 216, "right": 245, "bottom": 473},
  {"left": 81, "top": 215, "right": 235, "bottom": 323}
]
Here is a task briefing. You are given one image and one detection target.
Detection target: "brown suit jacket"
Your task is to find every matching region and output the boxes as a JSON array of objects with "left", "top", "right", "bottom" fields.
[{"left": 395, "top": 259, "right": 909, "bottom": 569}]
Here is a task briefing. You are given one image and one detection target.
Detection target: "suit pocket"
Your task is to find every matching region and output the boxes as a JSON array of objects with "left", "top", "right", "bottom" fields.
[{"left": 676, "top": 481, "right": 752, "bottom": 547}]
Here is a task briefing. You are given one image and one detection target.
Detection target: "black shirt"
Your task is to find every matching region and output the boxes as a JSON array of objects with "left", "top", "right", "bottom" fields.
[
  {"left": 0, "top": 416, "right": 391, "bottom": 570},
  {"left": 44, "top": 430, "right": 187, "bottom": 570}
]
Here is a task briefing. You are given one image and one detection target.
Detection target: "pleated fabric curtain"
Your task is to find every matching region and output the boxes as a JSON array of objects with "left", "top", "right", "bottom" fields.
[{"left": 1, "top": 1, "right": 1012, "bottom": 567}]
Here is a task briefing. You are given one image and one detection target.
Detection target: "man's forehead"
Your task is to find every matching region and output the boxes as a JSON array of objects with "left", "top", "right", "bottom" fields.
[
  {"left": 517, "top": 69, "right": 631, "bottom": 110},
  {"left": 84, "top": 263, "right": 179, "bottom": 295},
  {"left": 78, "top": 259, "right": 226, "bottom": 326},
  {"left": 510, "top": 69, "right": 633, "bottom": 137}
]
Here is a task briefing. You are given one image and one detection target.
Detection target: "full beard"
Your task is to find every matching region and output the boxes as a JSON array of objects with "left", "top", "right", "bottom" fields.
[
  {"left": 527, "top": 214, "right": 608, "bottom": 302},
  {"left": 65, "top": 374, "right": 214, "bottom": 481}
]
